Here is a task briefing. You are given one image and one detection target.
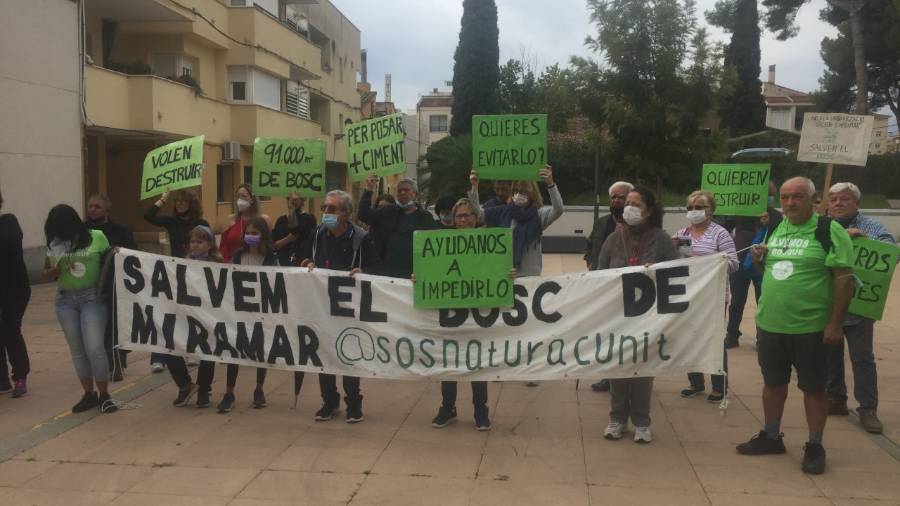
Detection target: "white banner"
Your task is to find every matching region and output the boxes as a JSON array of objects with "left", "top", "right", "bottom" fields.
[
  {"left": 115, "top": 249, "right": 727, "bottom": 381},
  {"left": 797, "top": 112, "right": 874, "bottom": 167}
]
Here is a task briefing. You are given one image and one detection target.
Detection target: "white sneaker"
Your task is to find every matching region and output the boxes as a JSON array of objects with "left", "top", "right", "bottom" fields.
[
  {"left": 604, "top": 421, "right": 626, "bottom": 440},
  {"left": 150, "top": 362, "right": 165, "bottom": 373},
  {"left": 634, "top": 426, "right": 652, "bottom": 444}
]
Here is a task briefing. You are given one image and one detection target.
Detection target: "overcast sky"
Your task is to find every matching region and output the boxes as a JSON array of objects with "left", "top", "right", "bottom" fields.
[{"left": 332, "top": 0, "right": 842, "bottom": 112}]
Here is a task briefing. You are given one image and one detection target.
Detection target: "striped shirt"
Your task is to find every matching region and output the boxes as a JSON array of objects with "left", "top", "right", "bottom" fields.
[
  {"left": 845, "top": 212, "right": 897, "bottom": 245},
  {"left": 677, "top": 221, "right": 739, "bottom": 273}
]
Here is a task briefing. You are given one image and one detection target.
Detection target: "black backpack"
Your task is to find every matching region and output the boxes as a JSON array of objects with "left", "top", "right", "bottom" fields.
[{"left": 765, "top": 215, "right": 833, "bottom": 253}]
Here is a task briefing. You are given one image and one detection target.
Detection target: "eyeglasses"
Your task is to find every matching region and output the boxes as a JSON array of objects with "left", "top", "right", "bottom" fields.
[
  {"left": 320, "top": 205, "right": 340, "bottom": 213},
  {"left": 686, "top": 205, "right": 708, "bottom": 211},
  {"left": 455, "top": 213, "right": 475, "bottom": 219}
]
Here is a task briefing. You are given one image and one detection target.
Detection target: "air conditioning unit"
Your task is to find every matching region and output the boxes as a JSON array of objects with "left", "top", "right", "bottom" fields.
[{"left": 222, "top": 141, "right": 241, "bottom": 161}]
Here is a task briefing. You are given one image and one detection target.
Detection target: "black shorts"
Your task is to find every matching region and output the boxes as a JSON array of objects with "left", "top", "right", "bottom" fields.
[{"left": 756, "top": 327, "right": 827, "bottom": 392}]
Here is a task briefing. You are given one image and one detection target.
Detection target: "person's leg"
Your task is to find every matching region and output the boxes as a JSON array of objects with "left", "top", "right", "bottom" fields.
[
  {"left": 629, "top": 377, "right": 654, "bottom": 427},
  {"left": 687, "top": 373, "right": 705, "bottom": 388},
  {"left": 2, "top": 296, "right": 30, "bottom": 383},
  {"left": 758, "top": 327, "right": 790, "bottom": 437},
  {"left": 166, "top": 355, "right": 191, "bottom": 388},
  {"left": 825, "top": 337, "right": 848, "bottom": 407},
  {"left": 318, "top": 373, "right": 340, "bottom": 406},
  {"left": 441, "top": 381, "right": 458, "bottom": 407},
  {"left": 55, "top": 293, "right": 94, "bottom": 389},
  {"left": 343, "top": 376, "right": 361, "bottom": 401},
  {"left": 846, "top": 320, "right": 877, "bottom": 412},
  {"left": 472, "top": 381, "right": 488, "bottom": 409},
  {"left": 197, "top": 361, "right": 215, "bottom": 393},
  {"left": 225, "top": 364, "right": 238, "bottom": 394},
  {"left": 726, "top": 269, "right": 750, "bottom": 341},
  {"left": 608, "top": 379, "right": 630, "bottom": 424},
  {"left": 80, "top": 295, "right": 110, "bottom": 391},
  {"left": 0, "top": 343, "right": 9, "bottom": 387},
  {"left": 795, "top": 331, "right": 829, "bottom": 443},
  {"left": 255, "top": 367, "right": 267, "bottom": 387}
]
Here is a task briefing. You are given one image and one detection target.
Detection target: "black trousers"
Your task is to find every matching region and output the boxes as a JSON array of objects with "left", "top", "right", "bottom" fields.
[
  {"left": 441, "top": 381, "right": 488, "bottom": 408},
  {"left": 226, "top": 364, "right": 267, "bottom": 389},
  {"left": 167, "top": 355, "right": 215, "bottom": 393},
  {"left": 318, "top": 373, "right": 360, "bottom": 405},
  {"left": 0, "top": 294, "right": 31, "bottom": 381}
]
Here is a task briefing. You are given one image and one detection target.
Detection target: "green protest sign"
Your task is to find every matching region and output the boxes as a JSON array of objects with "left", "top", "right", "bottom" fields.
[
  {"left": 252, "top": 138, "right": 325, "bottom": 198},
  {"left": 700, "top": 164, "right": 770, "bottom": 216},
  {"left": 141, "top": 136, "right": 205, "bottom": 200},
  {"left": 472, "top": 114, "right": 547, "bottom": 180},
  {"left": 848, "top": 238, "right": 900, "bottom": 321},
  {"left": 346, "top": 113, "right": 406, "bottom": 182},
  {"left": 413, "top": 228, "right": 514, "bottom": 309}
]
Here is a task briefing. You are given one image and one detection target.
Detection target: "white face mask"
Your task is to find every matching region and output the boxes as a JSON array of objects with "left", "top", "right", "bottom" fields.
[
  {"left": 622, "top": 205, "right": 644, "bottom": 226},
  {"left": 236, "top": 198, "right": 251, "bottom": 212},
  {"left": 686, "top": 209, "right": 707, "bottom": 225}
]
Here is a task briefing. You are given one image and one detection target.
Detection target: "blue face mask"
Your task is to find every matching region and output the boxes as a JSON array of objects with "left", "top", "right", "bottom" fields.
[
  {"left": 322, "top": 213, "right": 339, "bottom": 229},
  {"left": 398, "top": 200, "right": 416, "bottom": 210}
]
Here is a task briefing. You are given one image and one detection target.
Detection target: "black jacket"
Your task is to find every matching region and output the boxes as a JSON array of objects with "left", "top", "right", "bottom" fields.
[
  {"left": 585, "top": 213, "right": 618, "bottom": 270},
  {"left": 272, "top": 212, "right": 317, "bottom": 267},
  {"left": 0, "top": 214, "right": 30, "bottom": 305},
  {"left": 301, "top": 223, "right": 379, "bottom": 272},
  {"left": 358, "top": 189, "right": 438, "bottom": 277},
  {"left": 87, "top": 219, "right": 137, "bottom": 250},
  {"left": 144, "top": 205, "right": 209, "bottom": 258},
  {"left": 232, "top": 250, "right": 280, "bottom": 266}
]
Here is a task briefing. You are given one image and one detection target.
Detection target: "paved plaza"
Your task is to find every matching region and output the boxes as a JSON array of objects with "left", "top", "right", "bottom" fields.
[{"left": 2, "top": 254, "right": 900, "bottom": 505}]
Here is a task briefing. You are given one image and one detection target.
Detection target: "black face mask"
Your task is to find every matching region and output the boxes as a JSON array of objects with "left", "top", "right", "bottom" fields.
[
  {"left": 610, "top": 205, "right": 625, "bottom": 219},
  {"left": 835, "top": 214, "right": 855, "bottom": 227}
]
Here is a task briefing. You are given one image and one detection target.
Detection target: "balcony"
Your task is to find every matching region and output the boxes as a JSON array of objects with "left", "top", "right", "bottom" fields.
[
  {"left": 227, "top": 5, "right": 322, "bottom": 81},
  {"left": 85, "top": 65, "right": 325, "bottom": 146}
]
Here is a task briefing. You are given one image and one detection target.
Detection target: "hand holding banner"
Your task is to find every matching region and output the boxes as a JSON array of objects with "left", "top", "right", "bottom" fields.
[
  {"left": 252, "top": 138, "right": 326, "bottom": 198},
  {"left": 346, "top": 113, "right": 406, "bottom": 182},
  {"left": 848, "top": 238, "right": 900, "bottom": 320},
  {"left": 701, "top": 164, "right": 770, "bottom": 216},
  {"left": 141, "top": 136, "right": 205, "bottom": 200},
  {"left": 413, "top": 228, "right": 514, "bottom": 309},
  {"left": 472, "top": 114, "right": 547, "bottom": 180}
]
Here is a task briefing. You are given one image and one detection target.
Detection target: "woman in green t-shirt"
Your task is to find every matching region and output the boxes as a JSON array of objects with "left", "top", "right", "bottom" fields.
[{"left": 44, "top": 205, "right": 117, "bottom": 414}]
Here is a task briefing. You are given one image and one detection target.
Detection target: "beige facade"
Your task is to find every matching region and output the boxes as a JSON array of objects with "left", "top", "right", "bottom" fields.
[
  {"left": 869, "top": 114, "right": 891, "bottom": 155},
  {"left": 762, "top": 66, "right": 815, "bottom": 134},
  {"left": 416, "top": 90, "right": 453, "bottom": 163},
  {"left": 82, "top": 0, "right": 362, "bottom": 241},
  {"left": 0, "top": 0, "right": 83, "bottom": 274}
]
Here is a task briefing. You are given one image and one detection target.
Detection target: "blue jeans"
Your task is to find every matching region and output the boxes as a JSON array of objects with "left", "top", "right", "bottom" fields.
[{"left": 55, "top": 288, "right": 109, "bottom": 382}]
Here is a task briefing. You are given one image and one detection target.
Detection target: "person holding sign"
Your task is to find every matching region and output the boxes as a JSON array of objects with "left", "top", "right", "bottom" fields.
[
  {"left": 676, "top": 191, "right": 738, "bottom": 403},
  {"left": 825, "top": 182, "right": 896, "bottom": 434},
  {"left": 272, "top": 192, "right": 316, "bottom": 267},
  {"left": 358, "top": 175, "right": 438, "bottom": 278},
  {"left": 219, "top": 184, "right": 270, "bottom": 263},
  {"left": 738, "top": 177, "right": 854, "bottom": 475},
  {"left": 595, "top": 187, "right": 679, "bottom": 443},
  {"left": 43, "top": 205, "right": 118, "bottom": 414},
  {"left": 299, "top": 190, "right": 379, "bottom": 423}
]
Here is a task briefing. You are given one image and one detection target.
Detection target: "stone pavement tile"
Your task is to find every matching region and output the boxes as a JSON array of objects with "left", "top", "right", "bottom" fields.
[
  {"left": 583, "top": 438, "right": 702, "bottom": 491},
  {"left": 671, "top": 422, "right": 761, "bottom": 444},
  {"left": 691, "top": 463, "right": 822, "bottom": 497},
  {"left": 129, "top": 466, "right": 257, "bottom": 497},
  {"left": 787, "top": 445, "right": 900, "bottom": 473},
  {"left": 809, "top": 471, "right": 900, "bottom": 501},
  {"left": 0, "top": 459, "right": 56, "bottom": 486},
  {"left": 588, "top": 485, "right": 710, "bottom": 506},
  {"left": 236, "top": 470, "right": 361, "bottom": 503},
  {"left": 706, "top": 492, "right": 833, "bottom": 506},
  {"left": 782, "top": 426, "right": 882, "bottom": 450},
  {"left": 662, "top": 401, "right": 762, "bottom": 428},
  {"left": 267, "top": 429, "right": 387, "bottom": 474},
  {"left": 21, "top": 462, "right": 151, "bottom": 493},
  {"left": 348, "top": 474, "right": 474, "bottom": 505},
  {"left": 370, "top": 436, "right": 485, "bottom": 479},
  {"left": 0, "top": 486, "right": 119, "bottom": 505},
  {"left": 481, "top": 434, "right": 585, "bottom": 484},
  {"left": 471, "top": 477, "right": 590, "bottom": 505},
  {"left": 494, "top": 381, "right": 580, "bottom": 403},
  {"left": 831, "top": 499, "right": 893, "bottom": 506},
  {"left": 110, "top": 492, "right": 230, "bottom": 505}
]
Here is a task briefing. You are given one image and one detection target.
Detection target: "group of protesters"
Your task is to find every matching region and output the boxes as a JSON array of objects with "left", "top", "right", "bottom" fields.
[{"left": 0, "top": 165, "right": 895, "bottom": 476}]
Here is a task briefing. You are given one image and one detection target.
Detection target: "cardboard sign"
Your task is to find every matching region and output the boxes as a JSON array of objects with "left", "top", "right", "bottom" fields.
[
  {"left": 701, "top": 164, "right": 770, "bottom": 216},
  {"left": 797, "top": 113, "right": 875, "bottom": 167},
  {"left": 413, "top": 228, "right": 514, "bottom": 309},
  {"left": 848, "top": 238, "right": 900, "bottom": 320},
  {"left": 252, "top": 138, "right": 325, "bottom": 198},
  {"left": 346, "top": 113, "right": 406, "bottom": 182},
  {"left": 472, "top": 114, "right": 547, "bottom": 180},
  {"left": 141, "top": 136, "right": 205, "bottom": 200}
]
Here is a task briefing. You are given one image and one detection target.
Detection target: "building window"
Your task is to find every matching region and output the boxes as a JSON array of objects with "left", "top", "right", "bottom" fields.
[
  {"left": 770, "top": 108, "right": 791, "bottom": 130},
  {"left": 285, "top": 80, "right": 310, "bottom": 119},
  {"left": 430, "top": 115, "right": 448, "bottom": 133},
  {"left": 229, "top": 66, "right": 249, "bottom": 103},
  {"left": 217, "top": 164, "right": 233, "bottom": 203},
  {"left": 231, "top": 82, "right": 246, "bottom": 101}
]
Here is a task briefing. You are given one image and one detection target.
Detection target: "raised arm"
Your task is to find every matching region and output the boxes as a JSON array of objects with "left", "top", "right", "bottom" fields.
[
  {"left": 357, "top": 174, "right": 380, "bottom": 226},
  {"left": 539, "top": 165, "right": 564, "bottom": 230},
  {"left": 143, "top": 192, "right": 174, "bottom": 227}
]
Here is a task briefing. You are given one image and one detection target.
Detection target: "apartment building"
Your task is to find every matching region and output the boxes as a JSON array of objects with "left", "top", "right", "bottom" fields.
[{"left": 82, "top": 0, "right": 362, "bottom": 241}]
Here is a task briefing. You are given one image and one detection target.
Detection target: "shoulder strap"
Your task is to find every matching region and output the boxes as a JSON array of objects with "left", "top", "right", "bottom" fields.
[{"left": 815, "top": 215, "right": 833, "bottom": 253}]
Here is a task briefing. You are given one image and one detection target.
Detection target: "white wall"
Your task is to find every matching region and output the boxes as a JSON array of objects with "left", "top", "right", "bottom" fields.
[
  {"left": 253, "top": 0, "right": 278, "bottom": 17},
  {"left": 0, "top": 0, "right": 82, "bottom": 274},
  {"left": 252, "top": 69, "right": 281, "bottom": 110}
]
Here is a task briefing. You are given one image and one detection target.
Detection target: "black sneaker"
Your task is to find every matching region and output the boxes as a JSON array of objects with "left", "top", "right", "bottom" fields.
[
  {"left": 315, "top": 402, "right": 340, "bottom": 421},
  {"left": 217, "top": 393, "right": 235, "bottom": 413},
  {"left": 591, "top": 380, "right": 610, "bottom": 392},
  {"left": 526, "top": 382, "right": 539, "bottom": 387},
  {"left": 98, "top": 392, "right": 118, "bottom": 413},
  {"left": 345, "top": 396, "right": 364, "bottom": 423},
  {"left": 474, "top": 406, "right": 491, "bottom": 431},
  {"left": 724, "top": 337, "right": 740, "bottom": 349},
  {"left": 707, "top": 392, "right": 724, "bottom": 403},
  {"left": 801, "top": 442, "right": 826, "bottom": 474},
  {"left": 72, "top": 391, "right": 99, "bottom": 413},
  {"left": 196, "top": 390, "right": 210, "bottom": 408},
  {"left": 431, "top": 405, "right": 457, "bottom": 428},
  {"left": 173, "top": 384, "right": 198, "bottom": 407},
  {"left": 736, "top": 431, "right": 787, "bottom": 455},
  {"left": 252, "top": 388, "right": 267, "bottom": 409},
  {"left": 680, "top": 385, "right": 705, "bottom": 398}
]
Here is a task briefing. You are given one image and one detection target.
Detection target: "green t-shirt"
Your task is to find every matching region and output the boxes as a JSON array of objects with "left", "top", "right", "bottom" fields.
[
  {"left": 49, "top": 229, "right": 110, "bottom": 291},
  {"left": 756, "top": 213, "right": 853, "bottom": 334}
]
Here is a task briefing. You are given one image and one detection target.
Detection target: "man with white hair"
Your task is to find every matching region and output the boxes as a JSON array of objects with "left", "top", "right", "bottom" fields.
[
  {"left": 825, "top": 182, "right": 896, "bottom": 433},
  {"left": 585, "top": 180, "right": 633, "bottom": 392},
  {"left": 739, "top": 177, "right": 854, "bottom": 475}
]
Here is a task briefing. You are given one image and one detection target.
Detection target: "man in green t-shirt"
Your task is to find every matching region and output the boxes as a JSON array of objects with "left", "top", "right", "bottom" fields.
[{"left": 736, "top": 177, "right": 854, "bottom": 476}]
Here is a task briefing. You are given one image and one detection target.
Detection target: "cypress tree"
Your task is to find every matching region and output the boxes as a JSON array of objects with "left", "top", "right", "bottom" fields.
[
  {"left": 720, "top": 0, "right": 766, "bottom": 135},
  {"left": 450, "top": 0, "right": 500, "bottom": 135}
]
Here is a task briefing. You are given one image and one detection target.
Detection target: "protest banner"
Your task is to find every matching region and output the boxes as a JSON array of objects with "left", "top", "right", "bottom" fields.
[
  {"left": 346, "top": 113, "right": 406, "bottom": 182},
  {"left": 848, "top": 238, "right": 900, "bottom": 320},
  {"left": 252, "top": 138, "right": 326, "bottom": 198},
  {"left": 701, "top": 164, "right": 770, "bottom": 216},
  {"left": 116, "top": 249, "right": 728, "bottom": 381},
  {"left": 797, "top": 112, "right": 874, "bottom": 167},
  {"left": 141, "top": 136, "right": 205, "bottom": 200},
  {"left": 472, "top": 114, "right": 547, "bottom": 180},
  {"left": 413, "top": 228, "right": 513, "bottom": 309}
]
